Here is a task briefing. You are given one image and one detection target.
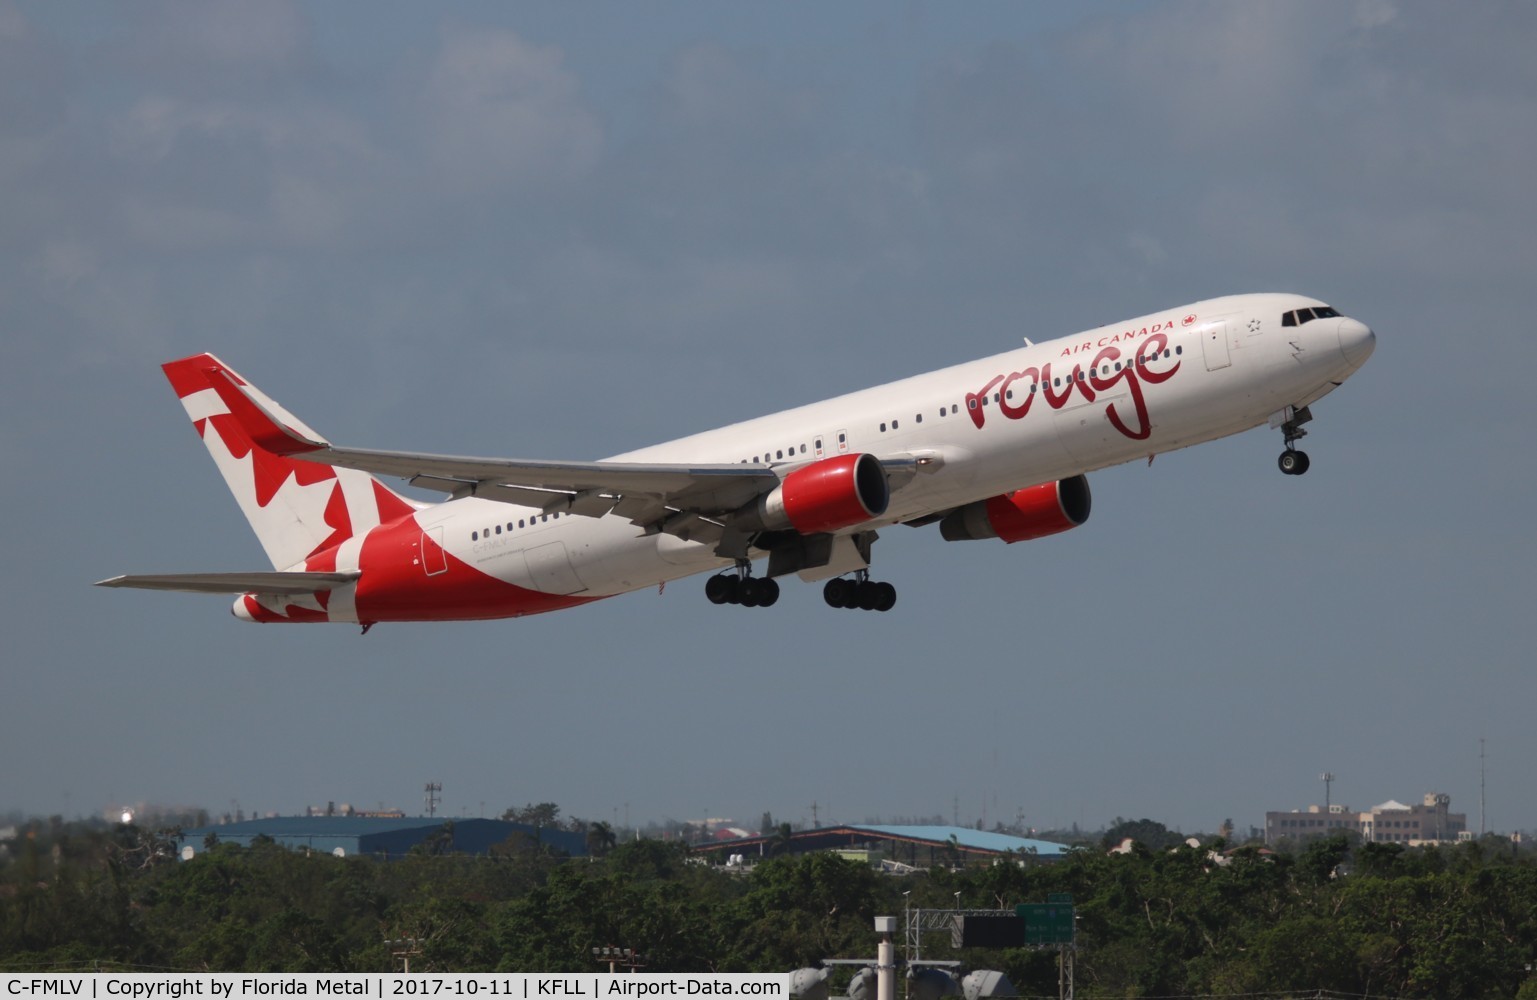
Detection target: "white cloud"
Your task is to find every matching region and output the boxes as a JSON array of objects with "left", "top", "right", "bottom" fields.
[
  {"left": 1353, "top": 0, "right": 1398, "bottom": 31},
  {"left": 419, "top": 26, "right": 603, "bottom": 192},
  {"left": 129, "top": 0, "right": 305, "bottom": 80}
]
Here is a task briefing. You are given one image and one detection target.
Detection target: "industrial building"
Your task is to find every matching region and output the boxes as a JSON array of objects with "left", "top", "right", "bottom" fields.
[
  {"left": 177, "top": 815, "right": 587, "bottom": 859},
  {"left": 696, "top": 824, "right": 1070, "bottom": 866}
]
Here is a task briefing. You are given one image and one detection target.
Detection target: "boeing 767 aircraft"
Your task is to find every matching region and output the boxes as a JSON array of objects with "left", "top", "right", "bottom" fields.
[{"left": 99, "top": 293, "right": 1374, "bottom": 627}]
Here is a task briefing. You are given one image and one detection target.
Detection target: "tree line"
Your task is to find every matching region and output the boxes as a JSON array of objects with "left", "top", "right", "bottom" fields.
[{"left": 2, "top": 818, "right": 1536, "bottom": 998}]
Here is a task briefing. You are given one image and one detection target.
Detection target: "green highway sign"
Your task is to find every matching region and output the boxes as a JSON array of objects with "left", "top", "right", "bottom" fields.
[{"left": 1015, "top": 902, "right": 1075, "bottom": 944}]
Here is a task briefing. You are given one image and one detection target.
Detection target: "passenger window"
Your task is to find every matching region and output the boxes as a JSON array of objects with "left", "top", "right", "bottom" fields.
[
  {"left": 968, "top": 399, "right": 978, "bottom": 410},
  {"left": 1175, "top": 346, "right": 1183, "bottom": 355},
  {"left": 800, "top": 444, "right": 807, "bottom": 454},
  {"left": 916, "top": 413, "right": 923, "bottom": 423},
  {"left": 838, "top": 432, "right": 847, "bottom": 443},
  {"left": 776, "top": 449, "right": 783, "bottom": 459},
  {"left": 471, "top": 531, "right": 478, "bottom": 540},
  {"left": 494, "top": 525, "right": 501, "bottom": 534},
  {"left": 879, "top": 422, "right": 887, "bottom": 432},
  {"left": 518, "top": 519, "right": 525, "bottom": 528},
  {"left": 892, "top": 419, "right": 899, "bottom": 429}
]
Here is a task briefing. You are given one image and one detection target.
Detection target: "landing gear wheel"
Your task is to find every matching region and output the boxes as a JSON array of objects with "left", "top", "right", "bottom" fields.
[
  {"left": 856, "top": 581, "right": 880, "bottom": 611},
  {"left": 873, "top": 581, "right": 897, "bottom": 612},
  {"left": 1278, "top": 449, "right": 1310, "bottom": 476},
  {"left": 705, "top": 575, "right": 735, "bottom": 605},
  {"left": 824, "top": 578, "right": 852, "bottom": 609},
  {"left": 823, "top": 575, "right": 897, "bottom": 611},
  {"left": 708, "top": 569, "right": 778, "bottom": 608}
]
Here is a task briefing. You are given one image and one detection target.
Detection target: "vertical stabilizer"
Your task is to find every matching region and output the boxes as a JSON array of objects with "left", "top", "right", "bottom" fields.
[{"left": 161, "top": 354, "right": 422, "bottom": 572}]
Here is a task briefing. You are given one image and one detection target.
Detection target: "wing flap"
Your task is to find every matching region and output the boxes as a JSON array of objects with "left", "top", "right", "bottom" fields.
[
  {"left": 320, "top": 445, "right": 776, "bottom": 510},
  {"left": 95, "top": 571, "right": 360, "bottom": 595}
]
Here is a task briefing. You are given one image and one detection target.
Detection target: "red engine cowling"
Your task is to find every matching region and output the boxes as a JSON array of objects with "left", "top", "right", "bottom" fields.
[
  {"left": 938, "top": 475, "right": 1091, "bottom": 543},
  {"left": 744, "top": 453, "right": 890, "bottom": 535}
]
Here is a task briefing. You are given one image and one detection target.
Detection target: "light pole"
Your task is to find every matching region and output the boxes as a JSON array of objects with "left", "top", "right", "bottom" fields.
[{"left": 874, "top": 917, "right": 896, "bottom": 1000}]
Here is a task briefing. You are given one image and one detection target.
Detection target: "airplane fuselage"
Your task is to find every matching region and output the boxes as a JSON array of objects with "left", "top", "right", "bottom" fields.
[{"left": 226, "top": 292, "right": 1370, "bottom": 623}]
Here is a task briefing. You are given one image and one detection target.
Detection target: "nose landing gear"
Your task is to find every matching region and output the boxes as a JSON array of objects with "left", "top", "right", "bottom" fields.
[
  {"left": 1278, "top": 449, "right": 1311, "bottom": 476},
  {"left": 1273, "top": 405, "right": 1313, "bottom": 476}
]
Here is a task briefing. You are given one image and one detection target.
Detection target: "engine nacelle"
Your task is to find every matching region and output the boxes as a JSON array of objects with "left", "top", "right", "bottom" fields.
[
  {"left": 740, "top": 453, "right": 890, "bottom": 535},
  {"left": 939, "top": 475, "right": 1091, "bottom": 543}
]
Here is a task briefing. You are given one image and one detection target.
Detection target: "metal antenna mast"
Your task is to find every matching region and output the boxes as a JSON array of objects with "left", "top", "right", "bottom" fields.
[
  {"left": 1320, "top": 772, "right": 1335, "bottom": 811},
  {"left": 424, "top": 781, "right": 442, "bottom": 818},
  {"left": 1479, "top": 739, "right": 1486, "bottom": 836}
]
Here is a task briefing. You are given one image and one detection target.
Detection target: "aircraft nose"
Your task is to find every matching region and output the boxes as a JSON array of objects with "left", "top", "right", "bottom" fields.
[{"left": 1337, "top": 317, "right": 1376, "bottom": 369}]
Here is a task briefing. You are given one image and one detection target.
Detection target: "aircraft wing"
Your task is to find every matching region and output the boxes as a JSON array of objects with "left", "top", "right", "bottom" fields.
[
  {"left": 200, "top": 362, "right": 922, "bottom": 545},
  {"left": 317, "top": 446, "right": 781, "bottom": 516},
  {"left": 95, "top": 572, "right": 360, "bottom": 595}
]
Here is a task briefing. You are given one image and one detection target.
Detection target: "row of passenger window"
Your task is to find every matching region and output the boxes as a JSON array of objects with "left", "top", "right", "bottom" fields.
[
  {"left": 742, "top": 442, "right": 811, "bottom": 463},
  {"left": 880, "top": 347, "right": 1183, "bottom": 429},
  {"left": 735, "top": 345, "right": 1187, "bottom": 460},
  {"left": 471, "top": 511, "right": 565, "bottom": 541}
]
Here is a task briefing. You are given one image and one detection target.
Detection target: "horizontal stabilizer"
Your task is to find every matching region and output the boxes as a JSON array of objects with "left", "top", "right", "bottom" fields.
[{"left": 95, "top": 571, "right": 360, "bottom": 595}]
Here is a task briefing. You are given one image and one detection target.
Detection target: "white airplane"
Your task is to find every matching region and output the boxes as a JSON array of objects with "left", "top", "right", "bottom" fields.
[{"left": 98, "top": 293, "right": 1374, "bottom": 627}]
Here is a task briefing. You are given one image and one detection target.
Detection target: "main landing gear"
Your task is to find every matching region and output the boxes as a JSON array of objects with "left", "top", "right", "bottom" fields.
[
  {"left": 1275, "top": 405, "right": 1313, "bottom": 476},
  {"left": 705, "top": 561, "right": 780, "bottom": 608},
  {"left": 823, "top": 571, "right": 897, "bottom": 612}
]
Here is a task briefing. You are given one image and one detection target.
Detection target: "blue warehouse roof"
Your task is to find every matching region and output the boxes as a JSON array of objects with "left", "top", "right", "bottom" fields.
[
  {"left": 855, "top": 825, "right": 1070, "bottom": 856},
  {"left": 698, "top": 823, "right": 1070, "bottom": 861}
]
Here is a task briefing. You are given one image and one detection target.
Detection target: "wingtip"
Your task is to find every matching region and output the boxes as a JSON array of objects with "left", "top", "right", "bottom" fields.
[{"left": 200, "top": 365, "right": 329, "bottom": 455}]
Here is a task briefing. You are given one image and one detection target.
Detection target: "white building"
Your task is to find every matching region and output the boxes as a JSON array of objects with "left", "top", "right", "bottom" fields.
[{"left": 1265, "top": 793, "right": 1467, "bottom": 846}]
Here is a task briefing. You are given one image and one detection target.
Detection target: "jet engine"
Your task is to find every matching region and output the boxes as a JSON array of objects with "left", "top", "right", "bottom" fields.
[
  {"left": 938, "top": 474, "right": 1091, "bottom": 543},
  {"left": 739, "top": 453, "right": 889, "bottom": 535}
]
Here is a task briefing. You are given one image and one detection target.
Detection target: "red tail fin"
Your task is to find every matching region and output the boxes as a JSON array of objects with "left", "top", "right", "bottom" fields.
[{"left": 162, "top": 354, "right": 420, "bottom": 571}]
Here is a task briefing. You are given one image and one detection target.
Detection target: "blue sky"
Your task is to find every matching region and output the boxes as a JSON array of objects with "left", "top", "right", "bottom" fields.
[{"left": 3, "top": 1, "right": 1534, "bottom": 836}]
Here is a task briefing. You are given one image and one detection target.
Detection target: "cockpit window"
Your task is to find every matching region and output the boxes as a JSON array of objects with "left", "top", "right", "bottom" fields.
[{"left": 1281, "top": 305, "right": 1341, "bottom": 327}]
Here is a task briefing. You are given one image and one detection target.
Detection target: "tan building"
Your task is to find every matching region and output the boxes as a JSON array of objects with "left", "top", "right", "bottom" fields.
[{"left": 1265, "top": 793, "right": 1467, "bottom": 846}]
